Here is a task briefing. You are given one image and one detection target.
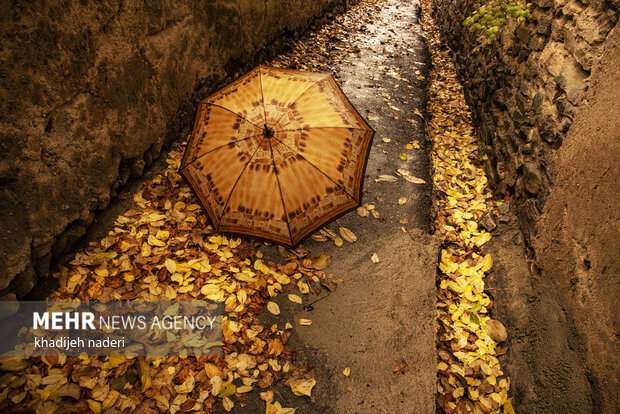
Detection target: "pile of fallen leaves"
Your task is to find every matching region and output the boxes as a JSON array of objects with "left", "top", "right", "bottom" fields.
[
  {"left": 0, "top": 146, "right": 339, "bottom": 413},
  {"left": 420, "top": 1, "right": 514, "bottom": 413}
]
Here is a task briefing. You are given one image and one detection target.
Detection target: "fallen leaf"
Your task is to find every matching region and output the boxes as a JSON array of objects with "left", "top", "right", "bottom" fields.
[
  {"left": 486, "top": 319, "right": 508, "bottom": 342},
  {"left": 375, "top": 175, "right": 398, "bottom": 182},
  {"left": 310, "top": 234, "right": 328, "bottom": 242},
  {"left": 398, "top": 197, "right": 407, "bottom": 205},
  {"left": 398, "top": 169, "right": 426, "bottom": 184},
  {"left": 334, "top": 237, "right": 343, "bottom": 247},
  {"left": 222, "top": 397, "right": 234, "bottom": 411},
  {"left": 87, "top": 400, "right": 101, "bottom": 414},
  {"left": 393, "top": 362, "right": 409, "bottom": 374},
  {"left": 260, "top": 390, "right": 274, "bottom": 404},
  {"left": 299, "top": 319, "right": 312, "bottom": 326},
  {"left": 310, "top": 253, "right": 330, "bottom": 269},
  {"left": 267, "top": 301, "right": 281, "bottom": 316},
  {"left": 399, "top": 153, "right": 408, "bottom": 160},
  {"left": 217, "top": 382, "right": 236, "bottom": 398},
  {"left": 339, "top": 227, "right": 357, "bottom": 243},
  {"left": 371, "top": 253, "right": 379, "bottom": 263},
  {"left": 288, "top": 294, "right": 303, "bottom": 304},
  {"left": 356, "top": 206, "right": 370, "bottom": 217},
  {"left": 290, "top": 378, "right": 316, "bottom": 397},
  {"left": 342, "top": 367, "right": 351, "bottom": 377}
]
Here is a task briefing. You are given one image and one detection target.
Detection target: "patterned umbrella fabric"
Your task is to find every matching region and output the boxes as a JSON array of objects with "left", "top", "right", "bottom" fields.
[{"left": 180, "top": 65, "right": 374, "bottom": 247}]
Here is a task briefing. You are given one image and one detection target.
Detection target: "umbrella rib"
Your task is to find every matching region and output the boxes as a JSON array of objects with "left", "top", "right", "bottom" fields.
[
  {"left": 205, "top": 103, "right": 262, "bottom": 129},
  {"left": 180, "top": 134, "right": 263, "bottom": 171},
  {"left": 267, "top": 138, "right": 294, "bottom": 245},
  {"left": 271, "top": 136, "right": 357, "bottom": 202},
  {"left": 258, "top": 68, "right": 268, "bottom": 123},
  {"left": 275, "top": 126, "right": 368, "bottom": 133},
  {"left": 216, "top": 137, "right": 266, "bottom": 226}
]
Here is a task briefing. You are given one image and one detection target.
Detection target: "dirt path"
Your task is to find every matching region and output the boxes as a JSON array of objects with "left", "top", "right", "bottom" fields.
[{"left": 236, "top": 0, "right": 439, "bottom": 412}]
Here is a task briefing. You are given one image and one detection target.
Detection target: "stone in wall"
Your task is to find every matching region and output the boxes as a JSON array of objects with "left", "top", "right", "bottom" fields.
[{"left": 0, "top": 0, "right": 351, "bottom": 297}]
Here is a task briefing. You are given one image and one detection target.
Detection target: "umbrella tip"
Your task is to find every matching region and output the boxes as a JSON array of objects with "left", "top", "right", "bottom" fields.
[{"left": 263, "top": 123, "right": 274, "bottom": 139}]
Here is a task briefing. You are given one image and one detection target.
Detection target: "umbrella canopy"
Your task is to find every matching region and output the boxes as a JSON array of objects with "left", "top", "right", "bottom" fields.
[{"left": 180, "top": 65, "right": 374, "bottom": 247}]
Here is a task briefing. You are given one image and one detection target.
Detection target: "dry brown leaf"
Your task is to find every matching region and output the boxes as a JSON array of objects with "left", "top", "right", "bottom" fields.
[
  {"left": 486, "top": 319, "right": 507, "bottom": 342},
  {"left": 339, "top": 227, "right": 357, "bottom": 243}
]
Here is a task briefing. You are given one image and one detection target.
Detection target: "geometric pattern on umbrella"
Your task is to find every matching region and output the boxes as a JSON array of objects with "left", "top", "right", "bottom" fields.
[{"left": 180, "top": 65, "right": 374, "bottom": 247}]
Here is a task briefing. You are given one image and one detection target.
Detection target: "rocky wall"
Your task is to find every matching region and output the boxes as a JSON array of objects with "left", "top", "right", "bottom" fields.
[
  {"left": 0, "top": 0, "right": 353, "bottom": 297},
  {"left": 430, "top": 0, "right": 618, "bottom": 411}
]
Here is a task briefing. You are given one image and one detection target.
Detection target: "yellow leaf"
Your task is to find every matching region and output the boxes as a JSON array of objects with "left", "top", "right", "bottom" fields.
[
  {"left": 299, "top": 318, "right": 312, "bottom": 326},
  {"left": 356, "top": 206, "right": 370, "bottom": 217},
  {"left": 504, "top": 398, "right": 516, "bottom": 414},
  {"left": 290, "top": 378, "right": 316, "bottom": 397},
  {"left": 399, "top": 153, "right": 408, "bottom": 160},
  {"left": 297, "top": 280, "right": 310, "bottom": 294},
  {"left": 342, "top": 367, "right": 351, "bottom": 377},
  {"left": 397, "top": 169, "right": 426, "bottom": 184},
  {"left": 148, "top": 234, "right": 165, "bottom": 247},
  {"left": 141, "top": 242, "right": 151, "bottom": 257},
  {"left": 36, "top": 389, "right": 50, "bottom": 402},
  {"left": 371, "top": 253, "right": 379, "bottom": 263},
  {"left": 102, "top": 355, "right": 126, "bottom": 370},
  {"left": 375, "top": 175, "right": 398, "bottom": 182},
  {"left": 310, "top": 253, "right": 330, "bottom": 269},
  {"left": 204, "top": 363, "right": 221, "bottom": 379},
  {"left": 267, "top": 301, "right": 280, "bottom": 315},
  {"left": 87, "top": 399, "right": 101, "bottom": 414},
  {"left": 288, "top": 294, "right": 303, "bottom": 304},
  {"left": 480, "top": 254, "right": 493, "bottom": 272},
  {"left": 174, "top": 376, "right": 195, "bottom": 394},
  {"left": 405, "top": 143, "right": 413, "bottom": 150},
  {"left": 217, "top": 382, "right": 236, "bottom": 398},
  {"left": 222, "top": 397, "right": 234, "bottom": 411},
  {"left": 339, "top": 227, "right": 357, "bottom": 243},
  {"left": 156, "top": 230, "right": 169, "bottom": 241},
  {"left": 116, "top": 215, "right": 133, "bottom": 224},
  {"left": 260, "top": 390, "right": 274, "bottom": 403},
  {"left": 164, "top": 259, "right": 176, "bottom": 274},
  {"left": 334, "top": 237, "right": 343, "bottom": 247},
  {"left": 382, "top": 137, "right": 391, "bottom": 143},
  {"left": 398, "top": 197, "right": 407, "bottom": 205}
]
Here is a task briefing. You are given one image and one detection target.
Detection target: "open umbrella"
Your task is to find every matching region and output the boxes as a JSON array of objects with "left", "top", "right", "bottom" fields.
[{"left": 180, "top": 65, "right": 374, "bottom": 247}]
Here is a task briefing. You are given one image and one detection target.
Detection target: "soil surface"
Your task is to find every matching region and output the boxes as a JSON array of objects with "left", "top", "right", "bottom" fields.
[{"left": 486, "top": 214, "right": 595, "bottom": 413}]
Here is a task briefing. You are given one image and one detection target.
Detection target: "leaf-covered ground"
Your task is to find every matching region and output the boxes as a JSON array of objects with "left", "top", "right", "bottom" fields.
[
  {"left": 420, "top": 1, "right": 514, "bottom": 413},
  {"left": 0, "top": 143, "right": 344, "bottom": 413},
  {"left": 0, "top": 0, "right": 516, "bottom": 413}
]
